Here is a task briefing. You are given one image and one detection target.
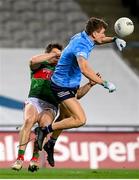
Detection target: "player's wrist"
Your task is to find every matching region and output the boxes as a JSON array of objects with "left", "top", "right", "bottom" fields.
[
  {"left": 112, "top": 37, "right": 117, "bottom": 42},
  {"left": 101, "top": 80, "right": 107, "bottom": 87}
]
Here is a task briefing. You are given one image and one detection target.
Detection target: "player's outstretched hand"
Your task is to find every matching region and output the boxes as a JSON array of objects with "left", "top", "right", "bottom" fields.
[
  {"left": 102, "top": 81, "right": 116, "bottom": 93},
  {"left": 113, "top": 37, "right": 126, "bottom": 51}
]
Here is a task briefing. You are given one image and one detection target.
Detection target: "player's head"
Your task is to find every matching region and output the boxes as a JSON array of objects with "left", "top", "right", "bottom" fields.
[
  {"left": 45, "top": 43, "right": 63, "bottom": 53},
  {"left": 45, "top": 43, "right": 63, "bottom": 64},
  {"left": 85, "top": 17, "right": 108, "bottom": 43}
]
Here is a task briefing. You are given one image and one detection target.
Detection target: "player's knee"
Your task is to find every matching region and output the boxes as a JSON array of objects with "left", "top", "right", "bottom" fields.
[
  {"left": 39, "top": 121, "right": 46, "bottom": 128},
  {"left": 79, "top": 117, "right": 86, "bottom": 126},
  {"left": 75, "top": 116, "right": 86, "bottom": 127}
]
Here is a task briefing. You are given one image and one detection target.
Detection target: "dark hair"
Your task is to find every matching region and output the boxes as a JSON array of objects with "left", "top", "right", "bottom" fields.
[
  {"left": 85, "top": 17, "right": 108, "bottom": 35},
  {"left": 45, "top": 43, "right": 63, "bottom": 53}
]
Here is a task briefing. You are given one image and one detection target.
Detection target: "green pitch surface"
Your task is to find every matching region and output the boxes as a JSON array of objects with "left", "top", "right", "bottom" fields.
[{"left": 0, "top": 168, "right": 139, "bottom": 179}]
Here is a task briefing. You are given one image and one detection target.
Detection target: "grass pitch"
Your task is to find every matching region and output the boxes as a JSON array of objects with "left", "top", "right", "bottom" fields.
[{"left": 0, "top": 168, "right": 139, "bottom": 179}]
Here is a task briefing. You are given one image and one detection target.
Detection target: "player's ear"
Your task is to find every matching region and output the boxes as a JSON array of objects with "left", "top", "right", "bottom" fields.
[{"left": 91, "top": 31, "right": 97, "bottom": 38}]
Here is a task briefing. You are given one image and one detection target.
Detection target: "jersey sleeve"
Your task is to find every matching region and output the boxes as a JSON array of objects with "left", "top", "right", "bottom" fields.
[{"left": 73, "top": 42, "right": 89, "bottom": 60}]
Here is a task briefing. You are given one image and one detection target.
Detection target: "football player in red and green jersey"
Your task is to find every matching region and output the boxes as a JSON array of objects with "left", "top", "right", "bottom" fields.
[{"left": 12, "top": 43, "right": 63, "bottom": 171}]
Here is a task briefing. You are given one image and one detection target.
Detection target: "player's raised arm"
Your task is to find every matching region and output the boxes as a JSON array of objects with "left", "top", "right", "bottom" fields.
[
  {"left": 30, "top": 52, "right": 60, "bottom": 69},
  {"left": 30, "top": 43, "right": 62, "bottom": 70},
  {"left": 95, "top": 36, "right": 126, "bottom": 51}
]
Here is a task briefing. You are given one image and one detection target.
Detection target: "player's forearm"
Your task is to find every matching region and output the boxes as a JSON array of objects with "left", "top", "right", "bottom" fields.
[
  {"left": 82, "top": 67, "right": 104, "bottom": 85},
  {"left": 98, "top": 36, "right": 114, "bottom": 44},
  {"left": 30, "top": 53, "right": 56, "bottom": 65},
  {"left": 78, "top": 56, "right": 104, "bottom": 84},
  {"left": 76, "top": 82, "right": 94, "bottom": 99}
]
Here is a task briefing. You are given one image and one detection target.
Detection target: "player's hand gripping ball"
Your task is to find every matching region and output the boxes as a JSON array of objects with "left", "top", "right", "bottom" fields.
[{"left": 114, "top": 17, "right": 134, "bottom": 37}]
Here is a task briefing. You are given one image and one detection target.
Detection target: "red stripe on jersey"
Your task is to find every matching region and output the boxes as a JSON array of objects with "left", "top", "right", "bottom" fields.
[{"left": 33, "top": 68, "right": 53, "bottom": 80}]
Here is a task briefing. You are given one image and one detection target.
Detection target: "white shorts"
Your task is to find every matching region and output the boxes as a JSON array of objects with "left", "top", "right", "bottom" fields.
[{"left": 25, "top": 97, "right": 58, "bottom": 116}]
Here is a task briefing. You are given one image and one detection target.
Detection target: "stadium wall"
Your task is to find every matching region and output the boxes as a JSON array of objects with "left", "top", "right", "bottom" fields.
[{"left": 0, "top": 131, "right": 139, "bottom": 169}]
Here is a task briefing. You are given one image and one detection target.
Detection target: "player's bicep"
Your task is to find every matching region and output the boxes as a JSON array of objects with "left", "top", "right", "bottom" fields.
[
  {"left": 77, "top": 56, "right": 88, "bottom": 73},
  {"left": 73, "top": 42, "right": 89, "bottom": 60}
]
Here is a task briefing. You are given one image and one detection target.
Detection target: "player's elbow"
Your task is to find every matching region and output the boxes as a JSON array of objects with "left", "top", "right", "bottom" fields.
[
  {"left": 75, "top": 92, "right": 81, "bottom": 100},
  {"left": 76, "top": 93, "right": 82, "bottom": 100},
  {"left": 30, "top": 57, "right": 36, "bottom": 65}
]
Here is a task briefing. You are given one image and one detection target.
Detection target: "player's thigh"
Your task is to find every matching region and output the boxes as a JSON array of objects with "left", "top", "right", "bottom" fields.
[
  {"left": 62, "top": 97, "right": 86, "bottom": 120},
  {"left": 23, "top": 104, "right": 38, "bottom": 126},
  {"left": 58, "top": 104, "right": 72, "bottom": 120}
]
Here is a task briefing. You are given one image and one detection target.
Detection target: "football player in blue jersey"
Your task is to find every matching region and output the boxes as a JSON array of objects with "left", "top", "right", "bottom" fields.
[{"left": 35, "top": 17, "right": 126, "bottom": 152}]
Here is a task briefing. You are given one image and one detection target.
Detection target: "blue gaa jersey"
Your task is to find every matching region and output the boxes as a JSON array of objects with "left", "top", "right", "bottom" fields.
[{"left": 51, "top": 31, "right": 95, "bottom": 88}]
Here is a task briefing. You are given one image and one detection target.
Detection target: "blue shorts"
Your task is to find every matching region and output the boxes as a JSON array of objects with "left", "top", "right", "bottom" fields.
[{"left": 51, "top": 81, "right": 79, "bottom": 102}]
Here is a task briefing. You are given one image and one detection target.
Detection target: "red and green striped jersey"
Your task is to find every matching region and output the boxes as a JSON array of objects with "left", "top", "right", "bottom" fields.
[{"left": 28, "top": 61, "right": 58, "bottom": 106}]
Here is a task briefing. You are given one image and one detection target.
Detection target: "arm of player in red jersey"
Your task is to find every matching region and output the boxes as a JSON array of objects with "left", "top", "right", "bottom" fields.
[
  {"left": 30, "top": 51, "right": 61, "bottom": 70},
  {"left": 76, "top": 73, "right": 101, "bottom": 99}
]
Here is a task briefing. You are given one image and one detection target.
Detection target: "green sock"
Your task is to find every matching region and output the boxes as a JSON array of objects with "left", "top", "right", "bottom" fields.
[
  {"left": 18, "top": 149, "right": 25, "bottom": 155},
  {"left": 32, "top": 152, "right": 39, "bottom": 158}
]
